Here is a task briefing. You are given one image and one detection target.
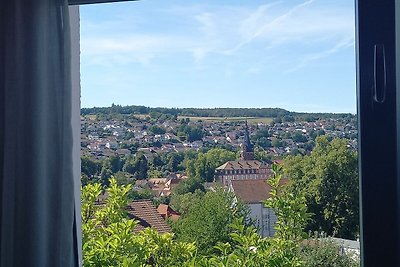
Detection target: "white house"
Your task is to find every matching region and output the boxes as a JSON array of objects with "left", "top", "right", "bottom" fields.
[{"left": 229, "top": 179, "right": 279, "bottom": 237}]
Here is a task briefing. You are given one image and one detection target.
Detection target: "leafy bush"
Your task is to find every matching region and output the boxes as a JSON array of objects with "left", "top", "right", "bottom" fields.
[
  {"left": 81, "top": 178, "right": 195, "bottom": 266},
  {"left": 82, "top": 168, "right": 358, "bottom": 267},
  {"left": 299, "top": 238, "right": 358, "bottom": 267}
]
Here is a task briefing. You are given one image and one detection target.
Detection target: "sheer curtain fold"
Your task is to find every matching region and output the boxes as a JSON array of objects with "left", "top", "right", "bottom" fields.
[{"left": 0, "top": 0, "right": 79, "bottom": 266}]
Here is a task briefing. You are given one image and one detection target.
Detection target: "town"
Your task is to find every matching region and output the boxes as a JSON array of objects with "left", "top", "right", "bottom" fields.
[{"left": 81, "top": 106, "right": 357, "bottom": 162}]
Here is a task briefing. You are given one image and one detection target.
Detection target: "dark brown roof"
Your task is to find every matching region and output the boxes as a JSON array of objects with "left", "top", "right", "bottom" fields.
[
  {"left": 127, "top": 200, "right": 171, "bottom": 234},
  {"left": 216, "top": 160, "right": 269, "bottom": 170},
  {"left": 230, "top": 179, "right": 287, "bottom": 204},
  {"left": 231, "top": 179, "right": 272, "bottom": 203}
]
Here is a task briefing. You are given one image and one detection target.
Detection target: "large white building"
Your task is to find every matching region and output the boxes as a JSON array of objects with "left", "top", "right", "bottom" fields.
[{"left": 214, "top": 122, "right": 272, "bottom": 186}]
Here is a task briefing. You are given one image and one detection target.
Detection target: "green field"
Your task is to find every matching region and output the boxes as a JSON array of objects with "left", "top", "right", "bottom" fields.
[
  {"left": 84, "top": 114, "right": 273, "bottom": 124},
  {"left": 177, "top": 116, "right": 273, "bottom": 124},
  {"left": 85, "top": 114, "right": 97, "bottom": 120}
]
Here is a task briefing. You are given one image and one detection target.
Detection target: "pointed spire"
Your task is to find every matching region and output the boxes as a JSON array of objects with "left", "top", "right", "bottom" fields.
[
  {"left": 244, "top": 120, "right": 251, "bottom": 150},
  {"left": 240, "top": 120, "right": 254, "bottom": 160}
]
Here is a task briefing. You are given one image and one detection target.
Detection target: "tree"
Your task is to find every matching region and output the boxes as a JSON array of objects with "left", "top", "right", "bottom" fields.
[
  {"left": 81, "top": 173, "right": 358, "bottom": 267},
  {"left": 108, "top": 155, "right": 125, "bottom": 173},
  {"left": 292, "top": 132, "right": 308, "bottom": 143},
  {"left": 284, "top": 136, "right": 359, "bottom": 239},
  {"left": 149, "top": 125, "right": 166, "bottom": 135},
  {"left": 197, "top": 164, "right": 309, "bottom": 267},
  {"left": 299, "top": 238, "right": 359, "bottom": 267},
  {"left": 172, "top": 176, "right": 205, "bottom": 196},
  {"left": 282, "top": 115, "right": 295, "bottom": 122},
  {"left": 256, "top": 137, "right": 272, "bottom": 148},
  {"left": 264, "top": 164, "right": 310, "bottom": 265},
  {"left": 176, "top": 124, "right": 204, "bottom": 142},
  {"left": 172, "top": 188, "right": 246, "bottom": 255},
  {"left": 122, "top": 157, "right": 137, "bottom": 175},
  {"left": 271, "top": 137, "right": 284, "bottom": 148},
  {"left": 113, "top": 171, "right": 135, "bottom": 186},
  {"left": 186, "top": 148, "right": 236, "bottom": 182},
  {"left": 81, "top": 179, "right": 196, "bottom": 266},
  {"left": 162, "top": 152, "right": 185, "bottom": 173},
  {"left": 81, "top": 156, "right": 101, "bottom": 178},
  {"left": 133, "top": 153, "right": 148, "bottom": 180},
  {"left": 100, "top": 166, "right": 113, "bottom": 186}
]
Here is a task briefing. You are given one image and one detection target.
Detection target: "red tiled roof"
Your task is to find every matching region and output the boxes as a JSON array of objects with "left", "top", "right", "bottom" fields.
[
  {"left": 157, "top": 204, "right": 181, "bottom": 221},
  {"left": 127, "top": 200, "right": 171, "bottom": 234},
  {"left": 157, "top": 204, "right": 169, "bottom": 218}
]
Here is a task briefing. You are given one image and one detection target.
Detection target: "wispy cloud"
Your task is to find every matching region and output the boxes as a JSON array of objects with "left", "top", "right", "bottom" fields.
[
  {"left": 230, "top": 0, "right": 316, "bottom": 53},
  {"left": 285, "top": 37, "right": 355, "bottom": 73},
  {"left": 81, "top": 0, "right": 354, "bottom": 71}
]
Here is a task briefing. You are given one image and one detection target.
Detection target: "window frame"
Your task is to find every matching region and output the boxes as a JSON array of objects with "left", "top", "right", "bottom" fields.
[
  {"left": 356, "top": 0, "right": 400, "bottom": 266},
  {"left": 71, "top": 1, "right": 400, "bottom": 266},
  {"left": 69, "top": 0, "right": 137, "bottom": 6}
]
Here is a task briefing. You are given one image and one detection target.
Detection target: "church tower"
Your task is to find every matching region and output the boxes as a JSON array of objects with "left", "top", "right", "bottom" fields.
[{"left": 240, "top": 121, "right": 254, "bottom": 160}]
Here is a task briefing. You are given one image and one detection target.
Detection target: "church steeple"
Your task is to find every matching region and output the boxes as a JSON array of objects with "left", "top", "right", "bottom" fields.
[{"left": 240, "top": 121, "right": 254, "bottom": 160}]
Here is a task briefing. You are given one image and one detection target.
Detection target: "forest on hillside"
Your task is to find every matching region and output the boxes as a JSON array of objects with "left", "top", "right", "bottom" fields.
[{"left": 81, "top": 104, "right": 355, "bottom": 121}]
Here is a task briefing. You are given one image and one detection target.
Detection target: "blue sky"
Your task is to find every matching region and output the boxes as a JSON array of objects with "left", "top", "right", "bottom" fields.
[{"left": 80, "top": 0, "right": 355, "bottom": 113}]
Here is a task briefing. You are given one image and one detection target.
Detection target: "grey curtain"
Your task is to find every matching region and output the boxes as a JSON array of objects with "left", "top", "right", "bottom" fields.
[{"left": 0, "top": 0, "right": 79, "bottom": 266}]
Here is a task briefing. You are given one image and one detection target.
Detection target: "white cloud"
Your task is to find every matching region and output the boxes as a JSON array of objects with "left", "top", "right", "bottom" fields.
[
  {"left": 233, "top": 0, "right": 353, "bottom": 50},
  {"left": 81, "top": 1, "right": 355, "bottom": 71},
  {"left": 285, "top": 37, "right": 355, "bottom": 73}
]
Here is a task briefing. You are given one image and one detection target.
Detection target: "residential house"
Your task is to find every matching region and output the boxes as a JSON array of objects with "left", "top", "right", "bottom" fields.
[
  {"left": 157, "top": 204, "right": 180, "bottom": 222},
  {"left": 229, "top": 179, "right": 280, "bottom": 237},
  {"left": 126, "top": 200, "right": 171, "bottom": 234}
]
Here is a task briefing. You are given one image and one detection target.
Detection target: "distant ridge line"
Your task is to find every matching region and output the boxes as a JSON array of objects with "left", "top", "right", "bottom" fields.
[{"left": 81, "top": 105, "right": 355, "bottom": 120}]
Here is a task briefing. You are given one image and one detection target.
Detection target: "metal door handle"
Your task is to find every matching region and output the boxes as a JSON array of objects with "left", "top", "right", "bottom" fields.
[{"left": 373, "top": 44, "right": 386, "bottom": 103}]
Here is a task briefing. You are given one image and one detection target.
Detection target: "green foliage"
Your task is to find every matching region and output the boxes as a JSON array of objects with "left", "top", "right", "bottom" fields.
[
  {"left": 264, "top": 164, "right": 310, "bottom": 266},
  {"left": 141, "top": 229, "right": 196, "bottom": 266},
  {"left": 271, "top": 137, "right": 284, "bottom": 148},
  {"left": 265, "top": 164, "right": 310, "bottom": 241},
  {"left": 170, "top": 190, "right": 204, "bottom": 214},
  {"left": 82, "top": 105, "right": 355, "bottom": 124},
  {"left": 292, "top": 132, "right": 308, "bottom": 143},
  {"left": 172, "top": 176, "right": 205, "bottom": 195},
  {"left": 82, "top": 167, "right": 357, "bottom": 267},
  {"left": 147, "top": 169, "right": 163, "bottom": 178},
  {"left": 149, "top": 125, "right": 166, "bottom": 135},
  {"left": 176, "top": 124, "right": 204, "bottom": 142},
  {"left": 172, "top": 188, "right": 245, "bottom": 255},
  {"left": 299, "top": 238, "right": 358, "bottom": 267},
  {"left": 82, "top": 178, "right": 196, "bottom": 267},
  {"left": 256, "top": 136, "right": 272, "bottom": 148},
  {"left": 81, "top": 156, "right": 102, "bottom": 182},
  {"left": 186, "top": 148, "right": 236, "bottom": 182},
  {"left": 201, "top": 218, "right": 271, "bottom": 267},
  {"left": 282, "top": 115, "right": 295, "bottom": 122},
  {"left": 82, "top": 179, "right": 134, "bottom": 266},
  {"left": 192, "top": 164, "right": 308, "bottom": 266},
  {"left": 123, "top": 153, "right": 149, "bottom": 180},
  {"left": 161, "top": 152, "right": 185, "bottom": 173},
  {"left": 130, "top": 188, "right": 154, "bottom": 201},
  {"left": 108, "top": 155, "right": 125, "bottom": 173},
  {"left": 113, "top": 171, "right": 135, "bottom": 186},
  {"left": 284, "top": 136, "right": 359, "bottom": 239}
]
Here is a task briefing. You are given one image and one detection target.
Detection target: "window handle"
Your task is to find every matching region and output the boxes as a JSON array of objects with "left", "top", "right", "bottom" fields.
[{"left": 373, "top": 44, "right": 386, "bottom": 103}]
